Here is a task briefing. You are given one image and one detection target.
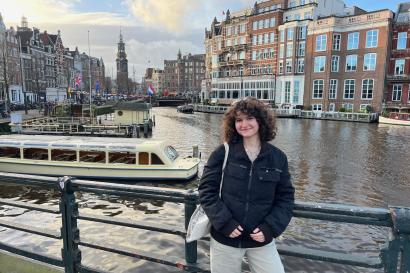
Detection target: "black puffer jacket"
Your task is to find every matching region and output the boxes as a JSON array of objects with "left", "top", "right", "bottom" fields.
[{"left": 198, "top": 141, "right": 294, "bottom": 248}]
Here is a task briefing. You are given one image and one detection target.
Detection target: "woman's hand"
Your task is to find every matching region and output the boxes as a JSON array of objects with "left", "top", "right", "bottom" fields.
[
  {"left": 229, "top": 225, "right": 243, "bottom": 238},
  {"left": 250, "top": 227, "right": 265, "bottom": 242}
]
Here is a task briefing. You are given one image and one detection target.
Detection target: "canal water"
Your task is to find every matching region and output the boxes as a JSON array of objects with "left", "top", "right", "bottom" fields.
[{"left": 0, "top": 107, "right": 409, "bottom": 273}]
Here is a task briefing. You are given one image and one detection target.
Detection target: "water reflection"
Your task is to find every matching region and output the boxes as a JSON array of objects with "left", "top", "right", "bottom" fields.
[{"left": 0, "top": 107, "right": 409, "bottom": 272}]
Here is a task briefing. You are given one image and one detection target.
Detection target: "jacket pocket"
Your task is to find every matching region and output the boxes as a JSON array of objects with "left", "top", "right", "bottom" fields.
[
  {"left": 225, "top": 162, "right": 249, "bottom": 179},
  {"left": 257, "top": 167, "right": 281, "bottom": 182}
]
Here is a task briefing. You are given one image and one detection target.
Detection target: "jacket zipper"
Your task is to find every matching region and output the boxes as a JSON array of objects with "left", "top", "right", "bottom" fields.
[{"left": 239, "top": 162, "right": 254, "bottom": 248}]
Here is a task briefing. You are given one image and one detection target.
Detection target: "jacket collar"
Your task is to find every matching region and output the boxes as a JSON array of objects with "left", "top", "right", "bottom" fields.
[{"left": 232, "top": 140, "right": 271, "bottom": 162}]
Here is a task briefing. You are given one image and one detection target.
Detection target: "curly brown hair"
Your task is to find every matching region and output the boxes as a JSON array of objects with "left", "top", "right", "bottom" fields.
[{"left": 221, "top": 97, "right": 276, "bottom": 143}]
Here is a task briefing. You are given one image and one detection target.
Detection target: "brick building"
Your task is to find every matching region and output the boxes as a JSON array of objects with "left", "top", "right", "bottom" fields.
[
  {"left": 304, "top": 10, "right": 393, "bottom": 113},
  {"left": 385, "top": 3, "right": 410, "bottom": 114},
  {"left": 164, "top": 50, "right": 205, "bottom": 95}
]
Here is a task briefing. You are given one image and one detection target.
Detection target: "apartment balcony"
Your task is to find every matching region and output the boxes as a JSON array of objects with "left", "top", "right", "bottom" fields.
[
  {"left": 219, "top": 59, "right": 246, "bottom": 67},
  {"left": 386, "top": 74, "right": 410, "bottom": 83},
  {"left": 221, "top": 44, "right": 247, "bottom": 52}
]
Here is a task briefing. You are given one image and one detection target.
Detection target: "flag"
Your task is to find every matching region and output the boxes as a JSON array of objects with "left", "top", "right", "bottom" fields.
[
  {"left": 95, "top": 80, "right": 100, "bottom": 92},
  {"left": 147, "top": 84, "right": 156, "bottom": 96},
  {"left": 75, "top": 74, "right": 82, "bottom": 88}
]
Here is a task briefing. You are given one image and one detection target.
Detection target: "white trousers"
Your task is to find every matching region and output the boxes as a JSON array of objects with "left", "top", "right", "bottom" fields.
[{"left": 210, "top": 237, "right": 285, "bottom": 273}]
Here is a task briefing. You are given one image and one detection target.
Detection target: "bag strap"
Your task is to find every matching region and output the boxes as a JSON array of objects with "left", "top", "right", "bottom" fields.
[{"left": 219, "top": 142, "right": 229, "bottom": 198}]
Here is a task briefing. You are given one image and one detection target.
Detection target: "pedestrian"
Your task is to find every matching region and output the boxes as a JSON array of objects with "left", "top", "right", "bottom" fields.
[{"left": 198, "top": 97, "right": 294, "bottom": 273}]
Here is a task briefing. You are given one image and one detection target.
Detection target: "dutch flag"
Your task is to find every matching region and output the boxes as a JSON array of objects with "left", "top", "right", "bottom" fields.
[{"left": 147, "top": 84, "right": 156, "bottom": 96}]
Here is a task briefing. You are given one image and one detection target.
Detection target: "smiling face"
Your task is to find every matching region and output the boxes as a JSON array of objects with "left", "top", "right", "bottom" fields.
[{"left": 235, "top": 111, "right": 260, "bottom": 140}]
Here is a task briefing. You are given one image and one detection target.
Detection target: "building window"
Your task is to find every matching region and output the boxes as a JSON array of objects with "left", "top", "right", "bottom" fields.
[
  {"left": 366, "top": 29, "right": 379, "bottom": 48},
  {"left": 347, "top": 32, "right": 359, "bottom": 50},
  {"left": 280, "top": 30, "right": 285, "bottom": 42},
  {"left": 279, "top": 61, "right": 283, "bottom": 74},
  {"left": 252, "top": 35, "right": 257, "bottom": 45},
  {"left": 258, "top": 34, "right": 263, "bottom": 45},
  {"left": 329, "top": 79, "right": 337, "bottom": 99},
  {"left": 312, "top": 104, "right": 322, "bottom": 111},
  {"left": 298, "top": 41, "right": 305, "bottom": 56},
  {"left": 293, "top": 81, "right": 300, "bottom": 104},
  {"left": 331, "top": 56, "right": 339, "bottom": 72},
  {"left": 270, "top": 32, "right": 275, "bottom": 43},
  {"left": 264, "top": 33, "right": 269, "bottom": 44},
  {"left": 342, "top": 103, "right": 354, "bottom": 112},
  {"left": 397, "top": 32, "right": 407, "bottom": 49},
  {"left": 363, "top": 53, "right": 377, "bottom": 71},
  {"left": 286, "top": 59, "right": 292, "bottom": 73},
  {"left": 279, "top": 44, "right": 284, "bottom": 58},
  {"left": 316, "top": 34, "right": 327, "bottom": 51},
  {"left": 361, "top": 79, "right": 374, "bottom": 100},
  {"left": 269, "top": 18, "right": 276, "bottom": 27},
  {"left": 395, "top": 59, "right": 405, "bottom": 75},
  {"left": 298, "top": 26, "right": 307, "bottom": 40},
  {"left": 346, "top": 55, "right": 357, "bottom": 71},
  {"left": 285, "top": 81, "right": 291, "bottom": 103},
  {"left": 313, "top": 80, "right": 324, "bottom": 99},
  {"left": 344, "top": 79, "right": 355, "bottom": 99},
  {"left": 286, "top": 43, "right": 293, "bottom": 57},
  {"left": 314, "top": 56, "right": 326, "bottom": 72},
  {"left": 252, "top": 51, "right": 257, "bottom": 61},
  {"left": 287, "top": 28, "right": 294, "bottom": 41},
  {"left": 253, "top": 21, "right": 258, "bottom": 30},
  {"left": 329, "top": 103, "right": 335, "bottom": 112},
  {"left": 392, "top": 84, "right": 402, "bottom": 101},
  {"left": 258, "top": 20, "right": 264, "bottom": 29},
  {"left": 332, "top": 34, "right": 341, "bottom": 50},
  {"left": 297, "top": 59, "right": 304, "bottom": 73}
]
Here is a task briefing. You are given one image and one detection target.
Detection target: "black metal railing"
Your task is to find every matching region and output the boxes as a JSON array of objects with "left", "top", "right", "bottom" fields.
[{"left": 0, "top": 172, "right": 409, "bottom": 273}]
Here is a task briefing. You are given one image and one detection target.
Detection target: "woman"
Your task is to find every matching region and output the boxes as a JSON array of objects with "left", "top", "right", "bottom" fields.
[{"left": 198, "top": 97, "right": 294, "bottom": 273}]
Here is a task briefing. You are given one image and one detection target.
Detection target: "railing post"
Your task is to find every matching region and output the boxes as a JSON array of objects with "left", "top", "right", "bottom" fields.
[
  {"left": 184, "top": 189, "right": 198, "bottom": 264},
  {"left": 59, "top": 176, "right": 81, "bottom": 273},
  {"left": 390, "top": 207, "right": 410, "bottom": 273},
  {"left": 382, "top": 207, "right": 410, "bottom": 273}
]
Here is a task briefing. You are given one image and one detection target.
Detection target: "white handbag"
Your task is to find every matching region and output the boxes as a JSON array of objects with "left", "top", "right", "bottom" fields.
[{"left": 186, "top": 143, "right": 229, "bottom": 243}]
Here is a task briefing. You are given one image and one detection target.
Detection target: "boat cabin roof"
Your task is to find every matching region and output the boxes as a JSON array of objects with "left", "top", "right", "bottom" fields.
[{"left": 0, "top": 135, "right": 168, "bottom": 151}]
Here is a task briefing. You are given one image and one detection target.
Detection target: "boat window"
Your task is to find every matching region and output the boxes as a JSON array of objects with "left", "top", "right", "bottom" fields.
[
  {"left": 24, "top": 142, "right": 49, "bottom": 148},
  {"left": 108, "top": 145, "right": 136, "bottom": 151},
  {"left": 165, "top": 146, "right": 179, "bottom": 161},
  {"left": 0, "top": 141, "right": 20, "bottom": 147},
  {"left": 51, "top": 149, "right": 77, "bottom": 162},
  {"left": 0, "top": 147, "right": 20, "bottom": 158},
  {"left": 79, "top": 151, "right": 106, "bottom": 163},
  {"left": 109, "top": 152, "right": 136, "bottom": 164},
  {"left": 51, "top": 143, "right": 77, "bottom": 149},
  {"left": 151, "top": 153, "right": 164, "bottom": 165},
  {"left": 23, "top": 148, "right": 48, "bottom": 160},
  {"left": 79, "top": 145, "right": 106, "bottom": 150},
  {"left": 139, "top": 152, "right": 149, "bottom": 165}
]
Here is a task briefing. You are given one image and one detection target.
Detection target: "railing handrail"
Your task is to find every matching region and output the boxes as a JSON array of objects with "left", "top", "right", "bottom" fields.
[{"left": 0, "top": 172, "right": 408, "bottom": 273}]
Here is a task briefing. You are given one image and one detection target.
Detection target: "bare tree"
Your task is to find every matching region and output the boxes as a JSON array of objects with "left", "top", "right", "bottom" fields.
[{"left": 1, "top": 33, "right": 10, "bottom": 113}]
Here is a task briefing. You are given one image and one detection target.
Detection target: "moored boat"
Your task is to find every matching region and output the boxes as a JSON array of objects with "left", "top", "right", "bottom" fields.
[
  {"left": 378, "top": 113, "right": 410, "bottom": 126},
  {"left": 0, "top": 135, "right": 200, "bottom": 181},
  {"left": 177, "top": 104, "right": 194, "bottom": 114}
]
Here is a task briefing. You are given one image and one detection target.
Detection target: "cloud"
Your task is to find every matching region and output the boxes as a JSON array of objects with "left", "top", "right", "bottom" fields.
[
  {"left": 1, "top": 0, "right": 134, "bottom": 26},
  {"left": 125, "top": 0, "right": 200, "bottom": 33}
]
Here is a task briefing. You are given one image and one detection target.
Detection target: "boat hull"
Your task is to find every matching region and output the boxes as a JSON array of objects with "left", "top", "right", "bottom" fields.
[
  {"left": 0, "top": 159, "right": 199, "bottom": 181},
  {"left": 379, "top": 116, "right": 410, "bottom": 126}
]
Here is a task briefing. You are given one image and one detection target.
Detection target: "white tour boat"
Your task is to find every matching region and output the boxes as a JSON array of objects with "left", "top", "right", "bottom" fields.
[
  {"left": 0, "top": 135, "right": 200, "bottom": 181},
  {"left": 379, "top": 113, "right": 410, "bottom": 126}
]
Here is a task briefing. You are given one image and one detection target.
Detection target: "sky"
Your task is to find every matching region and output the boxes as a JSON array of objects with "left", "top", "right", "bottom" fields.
[{"left": 0, "top": 0, "right": 405, "bottom": 81}]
